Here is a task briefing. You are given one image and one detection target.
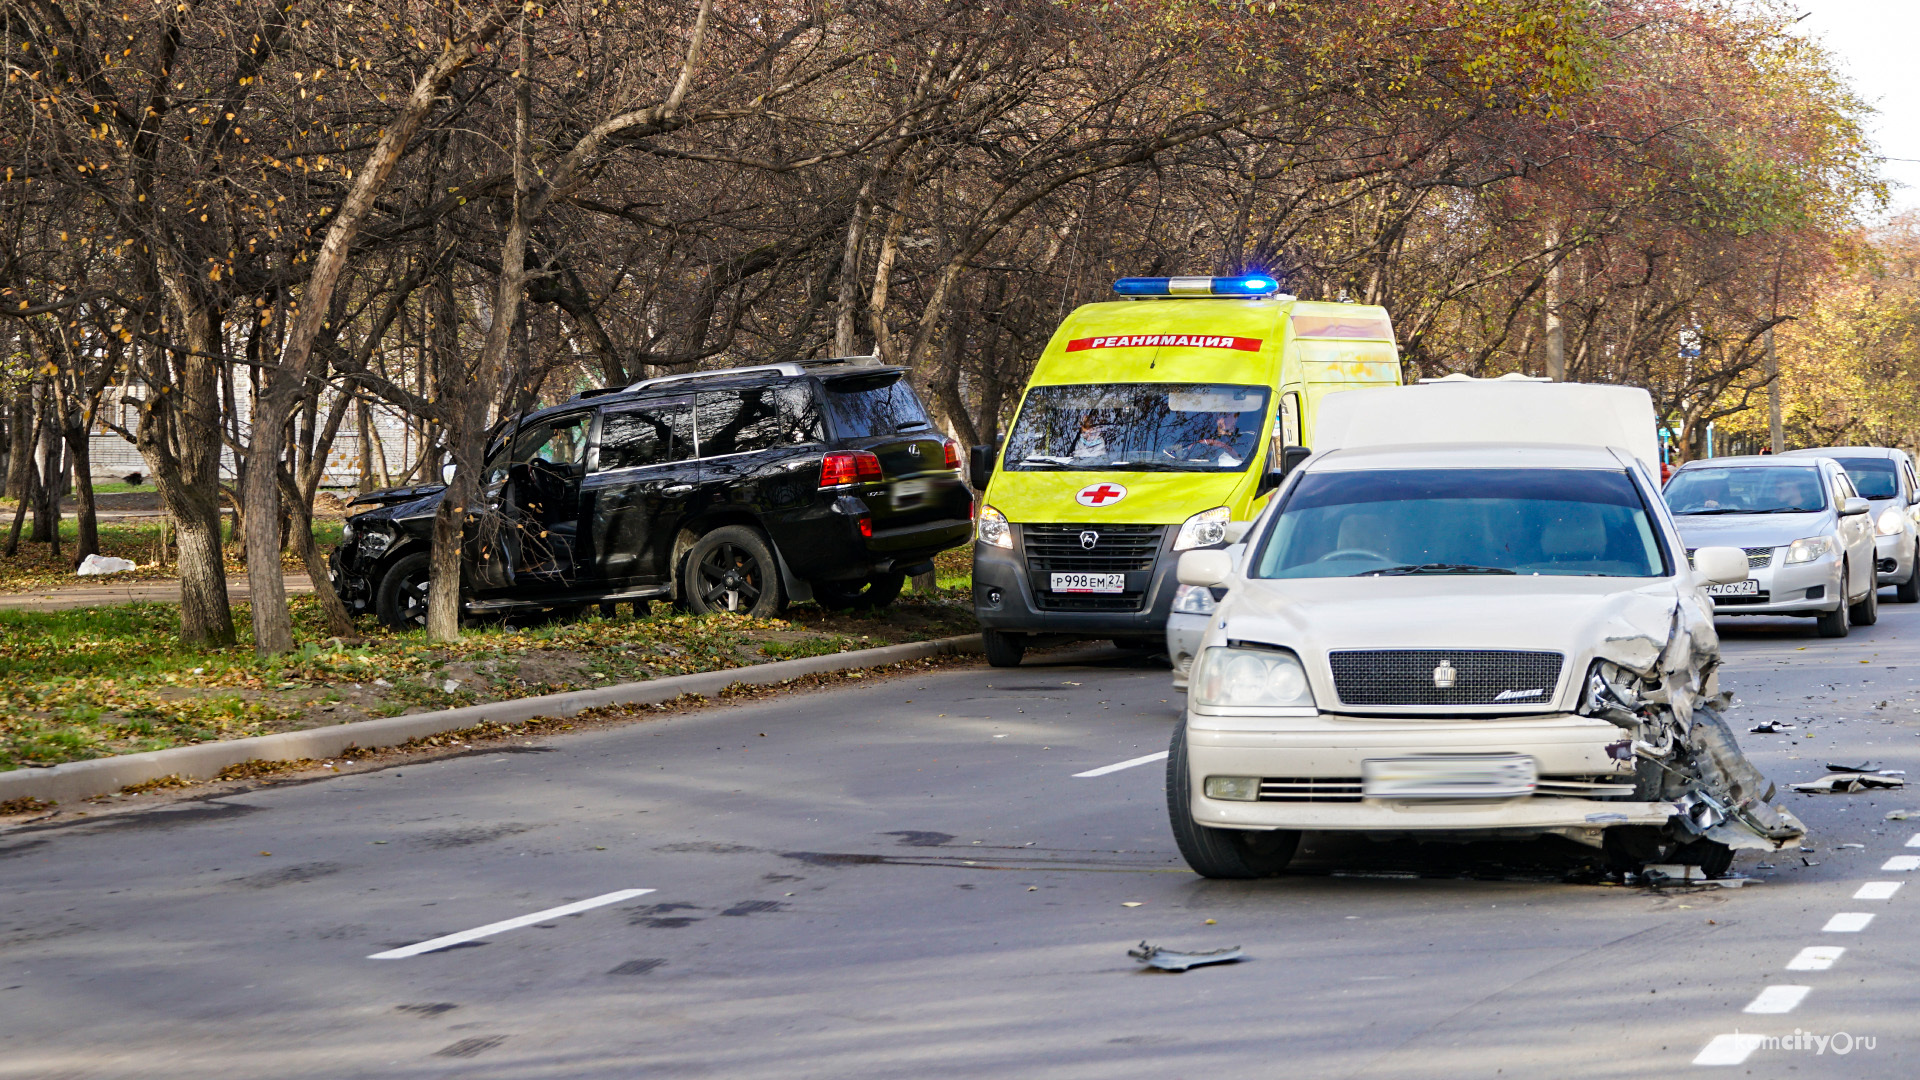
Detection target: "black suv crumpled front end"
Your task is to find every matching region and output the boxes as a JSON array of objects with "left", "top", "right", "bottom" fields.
[
  {"left": 329, "top": 489, "right": 441, "bottom": 616},
  {"left": 971, "top": 522, "right": 1184, "bottom": 636}
]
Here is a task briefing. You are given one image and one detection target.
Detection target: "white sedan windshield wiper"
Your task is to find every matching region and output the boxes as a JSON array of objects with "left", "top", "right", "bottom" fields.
[{"left": 1357, "top": 563, "right": 1518, "bottom": 576}]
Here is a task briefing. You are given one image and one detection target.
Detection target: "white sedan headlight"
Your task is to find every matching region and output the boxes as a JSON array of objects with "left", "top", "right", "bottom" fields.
[
  {"left": 1192, "top": 645, "right": 1315, "bottom": 709},
  {"left": 1173, "top": 506, "right": 1230, "bottom": 550},
  {"left": 1171, "top": 583, "right": 1217, "bottom": 615},
  {"left": 1877, "top": 507, "right": 1907, "bottom": 536},
  {"left": 1785, "top": 535, "right": 1837, "bottom": 564},
  {"left": 977, "top": 504, "right": 1012, "bottom": 549}
]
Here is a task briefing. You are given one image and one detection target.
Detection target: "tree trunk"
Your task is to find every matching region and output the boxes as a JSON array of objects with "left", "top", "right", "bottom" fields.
[
  {"left": 136, "top": 296, "right": 236, "bottom": 646},
  {"left": 29, "top": 382, "right": 61, "bottom": 545},
  {"left": 243, "top": 383, "right": 299, "bottom": 654},
  {"left": 357, "top": 398, "right": 377, "bottom": 493},
  {"left": 3, "top": 386, "right": 30, "bottom": 501},
  {"left": 431, "top": 18, "right": 537, "bottom": 641},
  {"left": 63, "top": 418, "right": 99, "bottom": 565}
]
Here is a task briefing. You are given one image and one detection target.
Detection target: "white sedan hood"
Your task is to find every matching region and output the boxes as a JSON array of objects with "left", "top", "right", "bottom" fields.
[{"left": 1216, "top": 575, "right": 1704, "bottom": 714}]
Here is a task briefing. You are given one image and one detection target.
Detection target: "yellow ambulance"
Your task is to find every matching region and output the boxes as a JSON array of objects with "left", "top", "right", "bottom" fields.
[{"left": 967, "top": 275, "right": 1402, "bottom": 666}]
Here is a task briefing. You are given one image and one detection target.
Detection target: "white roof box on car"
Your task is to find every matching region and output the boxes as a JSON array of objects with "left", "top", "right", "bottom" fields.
[{"left": 1313, "top": 374, "right": 1660, "bottom": 470}]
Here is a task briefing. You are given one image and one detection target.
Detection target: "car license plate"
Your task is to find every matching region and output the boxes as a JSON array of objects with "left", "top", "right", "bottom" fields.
[
  {"left": 1705, "top": 579, "right": 1759, "bottom": 597},
  {"left": 1361, "top": 755, "right": 1537, "bottom": 799},
  {"left": 891, "top": 477, "right": 933, "bottom": 509},
  {"left": 1050, "top": 572, "right": 1126, "bottom": 594}
]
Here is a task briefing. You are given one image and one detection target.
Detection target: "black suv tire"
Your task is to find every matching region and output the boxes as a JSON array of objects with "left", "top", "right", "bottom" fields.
[
  {"left": 683, "top": 526, "right": 785, "bottom": 617},
  {"left": 812, "top": 573, "right": 905, "bottom": 611},
  {"left": 1165, "top": 721, "right": 1299, "bottom": 878},
  {"left": 374, "top": 552, "right": 432, "bottom": 631}
]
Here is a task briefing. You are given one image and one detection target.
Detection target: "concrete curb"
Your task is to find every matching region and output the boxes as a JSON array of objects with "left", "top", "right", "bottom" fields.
[{"left": 0, "top": 633, "right": 983, "bottom": 806}]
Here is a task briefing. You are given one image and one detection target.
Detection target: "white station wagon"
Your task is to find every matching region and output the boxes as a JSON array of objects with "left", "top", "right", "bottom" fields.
[{"left": 1168, "top": 378, "right": 1802, "bottom": 878}]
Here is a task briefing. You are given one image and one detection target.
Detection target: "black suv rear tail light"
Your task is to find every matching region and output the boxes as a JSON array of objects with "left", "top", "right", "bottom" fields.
[
  {"left": 820, "top": 450, "right": 883, "bottom": 487},
  {"left": 942, "top": 439, "right": 961, "bottom": 469}
]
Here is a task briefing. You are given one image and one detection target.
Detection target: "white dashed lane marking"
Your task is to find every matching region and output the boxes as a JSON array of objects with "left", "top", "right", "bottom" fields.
[
  {"left": 1882, "top": 855, "right": 1920, "bottom": 871},
  {"left": 1742, "top": 985, "right": 1811, "bottom": 1014},
  {"left": 1693, "top": 1033, "right": 1767, "bottom": 1066},
  {"left": 1822, "top": 912, "right": 1875, "bottom": 933},
  {"left": 1072, "top": 750, "right": 1168, "bottom": 778},
  {"left": 368, "top": 888, "right": 654, "bottom": 959},
  {"left": 1853, "top": 881, "right": 1902, "bottom": 900},
  {"left": 1785, "top": 946, "right": 1845, "bottom": 971},
  {"left": 1907, "top": 832, "right": 1920, "bottom": 848}
]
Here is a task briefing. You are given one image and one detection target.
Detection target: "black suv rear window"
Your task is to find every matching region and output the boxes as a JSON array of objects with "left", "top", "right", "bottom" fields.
[{"left": 823, "top": 373, "right": 933, "bottom": 438}]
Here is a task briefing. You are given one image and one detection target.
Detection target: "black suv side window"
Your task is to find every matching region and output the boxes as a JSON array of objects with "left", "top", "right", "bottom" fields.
[
  {"left": 489, "top": 413, "right": 589, "bottom": 484},
  {"left": 779, "top": 384, "right": 825, "bottom": 445},
  {"left": 696, "top": 388, "right": 784, "bottom": 457},
  {"left": 599, "top": 401, "right": 694, "bottom": 471}
]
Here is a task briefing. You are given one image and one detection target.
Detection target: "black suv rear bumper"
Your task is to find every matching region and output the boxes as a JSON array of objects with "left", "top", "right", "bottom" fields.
[{"left": 971, "top": 523, "right": 1181, "bottom": 637}]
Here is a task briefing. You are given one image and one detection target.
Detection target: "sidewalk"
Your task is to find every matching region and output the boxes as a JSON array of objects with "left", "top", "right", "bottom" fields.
[{"left": 0, "top": 574, "right": 314, "bottom": 612}]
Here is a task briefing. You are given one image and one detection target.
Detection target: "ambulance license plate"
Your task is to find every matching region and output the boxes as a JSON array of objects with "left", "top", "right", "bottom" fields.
[{"left": 1050, "top": 572, "right": 1126, "bottom": 594}]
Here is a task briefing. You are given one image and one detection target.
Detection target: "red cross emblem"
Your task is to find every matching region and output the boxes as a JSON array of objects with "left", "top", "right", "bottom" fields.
[{"left": 1075, "top": 482, "right": 1128, "bottom": 507}]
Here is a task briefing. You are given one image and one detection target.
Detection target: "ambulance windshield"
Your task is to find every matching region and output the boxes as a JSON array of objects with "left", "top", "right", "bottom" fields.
[{"left": 1003, "top": 383, "right": 1270, "bottom": 472}]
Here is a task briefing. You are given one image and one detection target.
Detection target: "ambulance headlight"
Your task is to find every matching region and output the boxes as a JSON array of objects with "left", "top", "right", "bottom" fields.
[
  {"left": 977, "top": 505, "right": 1012, "bottom": 549},
  {"left": 1174, "top": 506, "right": 1231, "bottom": 550}
]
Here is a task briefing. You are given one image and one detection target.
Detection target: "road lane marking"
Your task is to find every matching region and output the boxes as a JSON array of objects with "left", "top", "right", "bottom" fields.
[
  {"left": 1742, "top": 985, "right": 1810, "bottom": 1014},
  {"left": 1073, "top": 750, "right": 1169, "bottom": 778},
  {"left": 1882, "top": 855, "right": 1920, "bottom": 871},
  {"left": 1854, "top": 881, "right": 1902, "bottom": 900},
  {"left": 368, "top": 888, "right": 654, "bottom": 959},
  {"left": 1906, "top": 833, "right": 1920, "bottom": 847},
  {"left": 1821, "top": 912, "right": 1874, "bottom": 932},
  {"left": 1693, "top": 1033, "right": 1767, "bottom": 1066},
  {"left": 1785, "top": 946, "right": 1845, "bottom": 971}
]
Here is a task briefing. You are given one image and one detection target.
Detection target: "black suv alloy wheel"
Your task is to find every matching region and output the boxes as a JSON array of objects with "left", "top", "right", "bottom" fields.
[{"left": 683, "top": 526, "right": 785, "bottom": 618}]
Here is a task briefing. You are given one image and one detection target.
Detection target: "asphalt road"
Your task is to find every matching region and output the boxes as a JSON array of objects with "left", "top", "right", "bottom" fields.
[{"left": 4, "top": 604, "right": 1918, "bottom": 1078}]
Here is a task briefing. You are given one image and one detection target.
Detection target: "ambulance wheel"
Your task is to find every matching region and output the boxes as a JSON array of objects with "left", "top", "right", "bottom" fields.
[{"left": 983, "top": 630, "right": 1026, "bottom": 667}]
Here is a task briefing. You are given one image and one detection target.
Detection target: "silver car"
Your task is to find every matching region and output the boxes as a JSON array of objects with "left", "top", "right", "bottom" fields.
[
  {"left": 1664, "top": 455, "right": 1878, "bottom": 637},
  {"left": 1781, "top": 445, "right": 1920, "bottom": 602}
]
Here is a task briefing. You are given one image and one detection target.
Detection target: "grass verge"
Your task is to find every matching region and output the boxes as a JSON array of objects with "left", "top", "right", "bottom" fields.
[{"left": 0, "top": 575, "right": 975, "bottom": 772}]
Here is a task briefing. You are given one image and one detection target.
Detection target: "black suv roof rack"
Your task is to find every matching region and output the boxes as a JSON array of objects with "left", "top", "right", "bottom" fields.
[{"left": 621, "top": 355, "right": 883, "bottom": 393}]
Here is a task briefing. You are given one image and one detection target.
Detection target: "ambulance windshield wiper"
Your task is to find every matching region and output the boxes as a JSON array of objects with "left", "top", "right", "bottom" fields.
[
  {"left": 1356, "top": 563, "right": 1517, "bottom": 576},
  {"left": 1016, "top": 455, "right": 1075, "bottom": 468}
]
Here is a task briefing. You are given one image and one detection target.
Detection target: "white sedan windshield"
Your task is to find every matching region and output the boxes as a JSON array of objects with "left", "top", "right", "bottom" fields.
[{"left": 1253, "top": 468, "right": 1668, "bottom": 578}]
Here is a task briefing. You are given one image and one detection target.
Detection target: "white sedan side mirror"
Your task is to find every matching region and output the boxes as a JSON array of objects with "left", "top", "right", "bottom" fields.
[
  {"left": 1178, "top": 549, "right": 1233, "bottom": 587},
  {"left": 1692, "top": 546, "right": 1749, "bottom": 586},
  {"left": 1841, "top": 496, "right": 1870, "bottom": 517}
]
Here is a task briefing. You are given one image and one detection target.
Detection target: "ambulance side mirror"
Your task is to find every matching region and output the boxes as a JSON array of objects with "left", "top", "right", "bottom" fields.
[
  {"left": 1260, "top": 446, "right": 1311, "bottom": 495},
  {"left": 968, "top": 445, "right": 994, "bottom": 492}
]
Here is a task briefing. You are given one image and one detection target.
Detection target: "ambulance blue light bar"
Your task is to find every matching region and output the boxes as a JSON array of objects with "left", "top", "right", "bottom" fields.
[{"left": 1112, "top": 275, "right": 1280, "bottom": 297}]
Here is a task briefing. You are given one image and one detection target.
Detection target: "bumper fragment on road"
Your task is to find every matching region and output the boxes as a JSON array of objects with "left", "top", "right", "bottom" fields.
[{"left": 368, "top": 888, "right": 654, "bottom": 959}]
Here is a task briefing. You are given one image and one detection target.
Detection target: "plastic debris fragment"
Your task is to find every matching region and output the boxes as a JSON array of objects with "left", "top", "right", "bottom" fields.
[
  {"left": 1750, "top": 720, "right": 1795, "bottom": 733},
  {"left": 1129, "top": 941, "right": 1244, "bottom": 972},
  {"left": 1791, "top": 773, "right": 1906, "bottom": 794}
]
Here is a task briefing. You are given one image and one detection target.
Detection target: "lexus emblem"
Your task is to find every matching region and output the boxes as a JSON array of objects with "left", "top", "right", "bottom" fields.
[
  {"left": 907, "top": 445, "right": 921, "bottom": 456},
  {"left": 1432, "top": 660, "right": 1457, "bottom": 689},
  {"left": 1079, "top": 530, "right": 1100, "bottom": 550}
]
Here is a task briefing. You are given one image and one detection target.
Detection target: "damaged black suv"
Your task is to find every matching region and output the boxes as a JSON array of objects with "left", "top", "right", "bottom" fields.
[{"left": 329, "top": 358, "right": 973, "bottom": 629}]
